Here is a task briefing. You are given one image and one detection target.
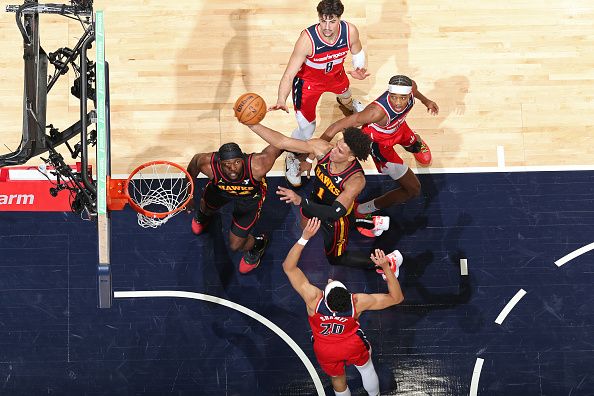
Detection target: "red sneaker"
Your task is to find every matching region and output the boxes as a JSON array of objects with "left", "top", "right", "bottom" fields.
[
  {"left": 376, "top": 250, "right": 403, "bottom": 280},
  {"left": 239, "top": 257, "right": 259, "bottom": 274},
  {"left": 413, "top": 134, "right": 432, "bottom": 165},
  {"left": 191, "top": 217, "right": 208, "bottom": 235},
  {"left": 239, "top": 235, "right": 269, "bottom": 274},
  {"left": 356, "top": 216, "right": 390, "bottom": 238}
]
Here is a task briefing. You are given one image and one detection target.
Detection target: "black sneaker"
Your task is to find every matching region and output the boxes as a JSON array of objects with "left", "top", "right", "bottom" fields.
[{"left": 239, "top": 235, "right": 269, "bottom": 274}]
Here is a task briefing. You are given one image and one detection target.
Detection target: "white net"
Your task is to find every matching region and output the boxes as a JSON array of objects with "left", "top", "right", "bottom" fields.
[{"left": 127, "top": 162, "right": 193, "bottom": 228}]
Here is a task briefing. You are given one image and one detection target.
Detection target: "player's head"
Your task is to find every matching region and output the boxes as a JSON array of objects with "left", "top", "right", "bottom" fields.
[
  {"left": 330, "top": 127, "right": 371, "bottom": 163},
  {"left": 324, "top": 279, "right": 350, "bottom": 312},
  {"left": 388, "top": 75, "right": 413, "bottom": 112},
  {"left": 317, "top": 0, "right": 344, "bottom": 38},
  {"left": 217, "top": 142, "right": 244, "bottom": 181}
]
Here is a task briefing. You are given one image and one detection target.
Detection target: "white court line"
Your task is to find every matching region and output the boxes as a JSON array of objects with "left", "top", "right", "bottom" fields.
[
  {"left": 110, "top": 163, "right": 594, "bottom": 180},
  {"left": 497, "top": 146, "right": 505, "bottom": 168},
  {"left": 495, "top": 289, "right": 527, "bottom": 325},
  {"left": 460, "top": 258, "right": 468, "bottom": 275},
  {"left": 114, "top": 290, "right": 324, "bottom": 395},
  {"left": 555, "top": 242, "right": 594, "bottom": 267},
  {"left": 469, "top": 357, "right": 484, "bottom": 396}
]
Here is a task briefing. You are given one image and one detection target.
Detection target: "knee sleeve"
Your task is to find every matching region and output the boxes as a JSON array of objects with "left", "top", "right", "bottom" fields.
[
  {"left": 380, "top": 162, "right": 409, "bottom": 180},
  {"left": 291, "top": 111, "right": 316, "bottom": 140},
  {"left": 336, "top": 89, "right": 352, "bottom": 100},
  {"left": 355, "top": 358, "right": 380, "bottom": 396}
]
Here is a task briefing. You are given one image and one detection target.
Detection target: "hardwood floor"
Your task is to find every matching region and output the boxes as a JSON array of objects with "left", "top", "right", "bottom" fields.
[{"left": 1, "top": 0, "right": 593, "bottom": 174}]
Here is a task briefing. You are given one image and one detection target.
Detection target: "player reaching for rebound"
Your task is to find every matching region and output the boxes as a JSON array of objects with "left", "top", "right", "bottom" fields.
[
  {"left": 268, "top": 0, "right": 370, "bottom": 187},
  {"left": 186, "top": 142, "right": 282, "bottom": 274},
  {"left": 244, "top": 120, "right": 399, "bottom": 279},
  {"left": 318, "top": 75, "right": 439, "bottom": 230},
  {"left": 284, "top": 217, "right": 404, "bottom": 396}
]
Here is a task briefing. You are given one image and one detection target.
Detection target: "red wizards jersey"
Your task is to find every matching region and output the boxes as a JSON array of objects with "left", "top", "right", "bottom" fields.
[
  {"left": 296, "top": 20, "right": 351, "bottom": 83},
  {"left": 308, "top": 293, "right": 360, "bottom": 344},
  {"left": 362, "top": 91, "right": 415, "bottom": 145},
  {"left": 209, "top": 153, "right": 266, "bottom": 200}
]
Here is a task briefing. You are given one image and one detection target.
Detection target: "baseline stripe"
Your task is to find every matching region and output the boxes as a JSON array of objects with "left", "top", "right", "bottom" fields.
[
  {"left": 110, "top": 164, "right": 594, "bottom": 180},
  {"left": 495, "top": 289, "right": 527, "bottom": 325},
  {"left": 555, "top": 242, "right": 594, "bottom": 267},
  {"left": 469, "top": 357, "right": 484, "bottom": 396},
  {"left": 114, "top": 290, "right": 324, "bottom": 395}
]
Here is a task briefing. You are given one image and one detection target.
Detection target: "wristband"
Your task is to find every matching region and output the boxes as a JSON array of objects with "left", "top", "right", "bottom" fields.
[
  {"left": 297, "top": 237, "right": 308, "bottom": 246},
  {"left": 305, "top": 157, "right": 314, "bottom": 163}
]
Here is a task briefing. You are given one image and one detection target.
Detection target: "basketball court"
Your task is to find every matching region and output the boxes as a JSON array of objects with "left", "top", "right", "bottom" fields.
[{"left": 0, "top": 0, "right": 593, "bottom": 395}]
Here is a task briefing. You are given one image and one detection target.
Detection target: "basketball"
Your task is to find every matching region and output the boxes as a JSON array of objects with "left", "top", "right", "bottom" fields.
[{"left": 234, "top": 93, "right": 266, "bottom": 125}]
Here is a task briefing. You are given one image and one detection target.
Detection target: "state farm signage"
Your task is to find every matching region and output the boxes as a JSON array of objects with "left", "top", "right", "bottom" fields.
[
  {"left": 0, "top": 194, "right": 35, "bottom": 205},
  {"left": 0, "top": 166, "right": 76, "bottom": 211}
]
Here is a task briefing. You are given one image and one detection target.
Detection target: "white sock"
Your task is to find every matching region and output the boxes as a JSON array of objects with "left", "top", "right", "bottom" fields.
[
  {"left": 357, "top": 200, "right": 378, "bottom": 215},
  {"left": 355, "top": 358, "right": 380, "bottom": 396},
  {"left": 334, "top": 386, "right": 351, "bottom": 396}
]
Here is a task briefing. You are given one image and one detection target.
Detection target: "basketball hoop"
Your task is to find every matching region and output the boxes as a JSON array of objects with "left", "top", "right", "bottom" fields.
[{"left": 108, "top": 161, "right": 194, "bottom": 228}]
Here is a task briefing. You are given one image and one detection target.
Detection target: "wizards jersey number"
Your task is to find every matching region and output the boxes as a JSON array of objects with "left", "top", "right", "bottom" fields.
[{"left": 320, "top": 322, "right": 345, "bottom": 335}]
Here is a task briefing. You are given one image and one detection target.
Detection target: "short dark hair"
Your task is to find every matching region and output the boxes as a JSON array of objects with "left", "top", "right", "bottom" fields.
[
  {"left": 343, "top": 127, "right": 371, "bottom": 161},
  {"left": 389, "top": 75, "right": 413, "bottom": 87},
  {"left": 218, "top": 142, "right": 243, "bottom": 160},
  {"left": 326, "top": 287, "right": 351, "bottom": 312},
  {"left": 317, "top": 0, "right": 344, "bottom": 18}
]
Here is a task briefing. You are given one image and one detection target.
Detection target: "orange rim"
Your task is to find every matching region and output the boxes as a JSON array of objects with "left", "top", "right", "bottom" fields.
[{"left": 124, "top": 160, "right": 194, "bottom": 219}]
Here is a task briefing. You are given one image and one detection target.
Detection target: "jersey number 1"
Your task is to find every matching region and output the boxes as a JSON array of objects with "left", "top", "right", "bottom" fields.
[{"left": 316, "top": 187, "right": 325, "bottom": 200}]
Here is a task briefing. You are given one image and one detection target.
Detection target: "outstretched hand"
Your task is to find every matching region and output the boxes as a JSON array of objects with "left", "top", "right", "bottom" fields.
[
  {"left": 268, "top": 100, "right": 289, "bottom": 113},
  {"left": 425, "top": 100, "right": 439, "bottom": 116},
  {"left": 277, "top": 186, "right": 302, "bottom": 206},
  {"left": 302, "top": 217, "right": 321, "bottom": 240},
  {"left": 370, "top": 249, "right": 390, "bottom": 270},
  {"left": 347, "top": 68, "right": 371, "bottom": 80}
]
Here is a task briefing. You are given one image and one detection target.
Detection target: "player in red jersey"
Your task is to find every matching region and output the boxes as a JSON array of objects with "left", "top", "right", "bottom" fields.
[
  {"left": 283, "top": 217, "right": 404, "bottom": 396},
  {"left": 268, "top": 0, "right": 370, "bottom": 187},
  {"left": 318, "top": 75, "right": 439, "bottom": 222},
  {"left": 186, "top": 142, "right": 282, "bottom": 274}
]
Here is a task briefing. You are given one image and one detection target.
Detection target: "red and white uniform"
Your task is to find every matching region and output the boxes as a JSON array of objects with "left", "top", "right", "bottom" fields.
[
  {"left": 292, "top": 21, "right": 352, "bottom": 122},
  {"left": 362, "top": 91, "right": 420, "bottom": 170},
  {"left": 308, "top": 293, "right": 371, "bottom": 376}
]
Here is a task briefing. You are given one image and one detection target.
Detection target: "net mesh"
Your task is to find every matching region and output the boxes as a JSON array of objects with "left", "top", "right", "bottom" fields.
[{"left": 127, "top": 162, "right": 193, "bottom": 228}]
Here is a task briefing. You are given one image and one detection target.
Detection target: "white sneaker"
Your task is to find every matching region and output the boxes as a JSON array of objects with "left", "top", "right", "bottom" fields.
[
  {"left": 356, "top": 215, "right": 390, "bottom": 238},
  {"left": 352, "top": 99, "right": 365, "bottom": 113},
  {"left": 376, "top": 249, "right": 403, "bottom": 280},
  {"left": 285, "top": 152, "right": 302, "bottom": 187},
  {"left": 372, "top": 216, "right": 390, "bottom": 236}
]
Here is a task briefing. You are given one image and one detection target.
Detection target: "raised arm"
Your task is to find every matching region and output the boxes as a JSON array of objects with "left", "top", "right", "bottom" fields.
[
  {"left": 355, "top": 249, "right": 404, "bottom": 313},
  {"left": 282, "top": 218, "right": 323, "bottom": 311},
  {"left": 346, "top": 23, "right": 370, "bottom": 81},
  {"left": 412, "top": 80, "right": 439, "bottom": 116},
  {"left": 319, "top": 104, "right": 385, "bottom": 142},
  {"left": 269, "top": 32, "right": 311, "bottom": 113},
  {"left": 186, "top": 152, "right": 214, "bottom": 180},
  {"left": 250, "top": 144, "right": 284, "bottom": 180},
  {"left": 247, "top": 123, "right": 332, "bottom": 158}
]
